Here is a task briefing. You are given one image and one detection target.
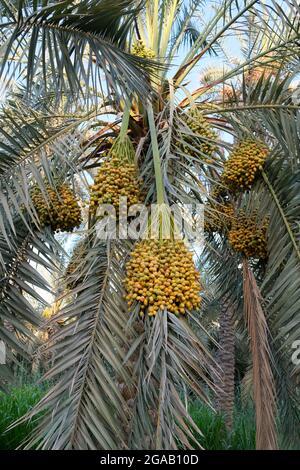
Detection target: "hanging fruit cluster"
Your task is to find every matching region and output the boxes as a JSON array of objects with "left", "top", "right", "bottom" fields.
[
  {"left": 31, "top": 183, "right": 82, "bottom": 232},
  {"left": 222, "top": 139, "right": 268, "bottom": 192},
  {"left": 89, "top": 157, "right": 143, "bottom": 216},
  {"left": 132, "top": 40, "right": 156, "bottom": 59},
  {"left": 209, "top": 184, "right": 228, "bottom": 201},
  {"left": 228, "top": 213, "right": 268, "bottom": 259},
  {"left": 205, "top": 202, "right": 234, "bottom": 234},
  {"left": 125, "top": 239, "right": 201, "bottom": 316},
  {"left": 179, "top": 108, "right": 218, "bottom": 160}
]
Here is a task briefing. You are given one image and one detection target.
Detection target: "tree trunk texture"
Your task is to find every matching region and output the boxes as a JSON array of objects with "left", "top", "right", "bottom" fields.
[{"left": 215, "top": 300, "right": 235, "bottom": 431}]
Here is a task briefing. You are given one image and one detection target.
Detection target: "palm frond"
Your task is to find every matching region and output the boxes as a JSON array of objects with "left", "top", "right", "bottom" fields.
[
  {"left": 243, "top": 258, "right": 278, "bottom": 450},
  {"left": 0, "top": 0, "right": 155, "bottom": 100},
  {"left": 19, "top": 236, "right": 134, "bottom": 449}
]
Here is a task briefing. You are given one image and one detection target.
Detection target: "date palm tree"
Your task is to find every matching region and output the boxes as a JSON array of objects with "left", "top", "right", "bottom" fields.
[{"left": 0, "top": 0, "right": 299, "bottom": 450}]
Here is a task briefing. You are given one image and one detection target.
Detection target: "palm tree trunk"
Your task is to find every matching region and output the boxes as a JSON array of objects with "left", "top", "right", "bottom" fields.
[{"left": 215, "top": 299, "right": 235, "bottom": 431}]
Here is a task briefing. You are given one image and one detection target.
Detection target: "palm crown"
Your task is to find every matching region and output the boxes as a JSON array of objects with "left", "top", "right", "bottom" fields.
[{"left": 0, "top": 0, "right": 299, "bottom": 450}]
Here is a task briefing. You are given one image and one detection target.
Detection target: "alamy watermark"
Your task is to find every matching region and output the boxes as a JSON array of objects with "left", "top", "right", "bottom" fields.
[{"left": 94, "top": 199, "right": 204, "bottom": 244}]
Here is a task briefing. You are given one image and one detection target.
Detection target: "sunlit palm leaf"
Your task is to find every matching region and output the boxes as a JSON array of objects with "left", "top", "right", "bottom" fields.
[
  {"left": 19, "top": 236, "right": 134, "bottom": 449},
  {"left": 0, "top": 217, "right": 61, "bottom": 383}
]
